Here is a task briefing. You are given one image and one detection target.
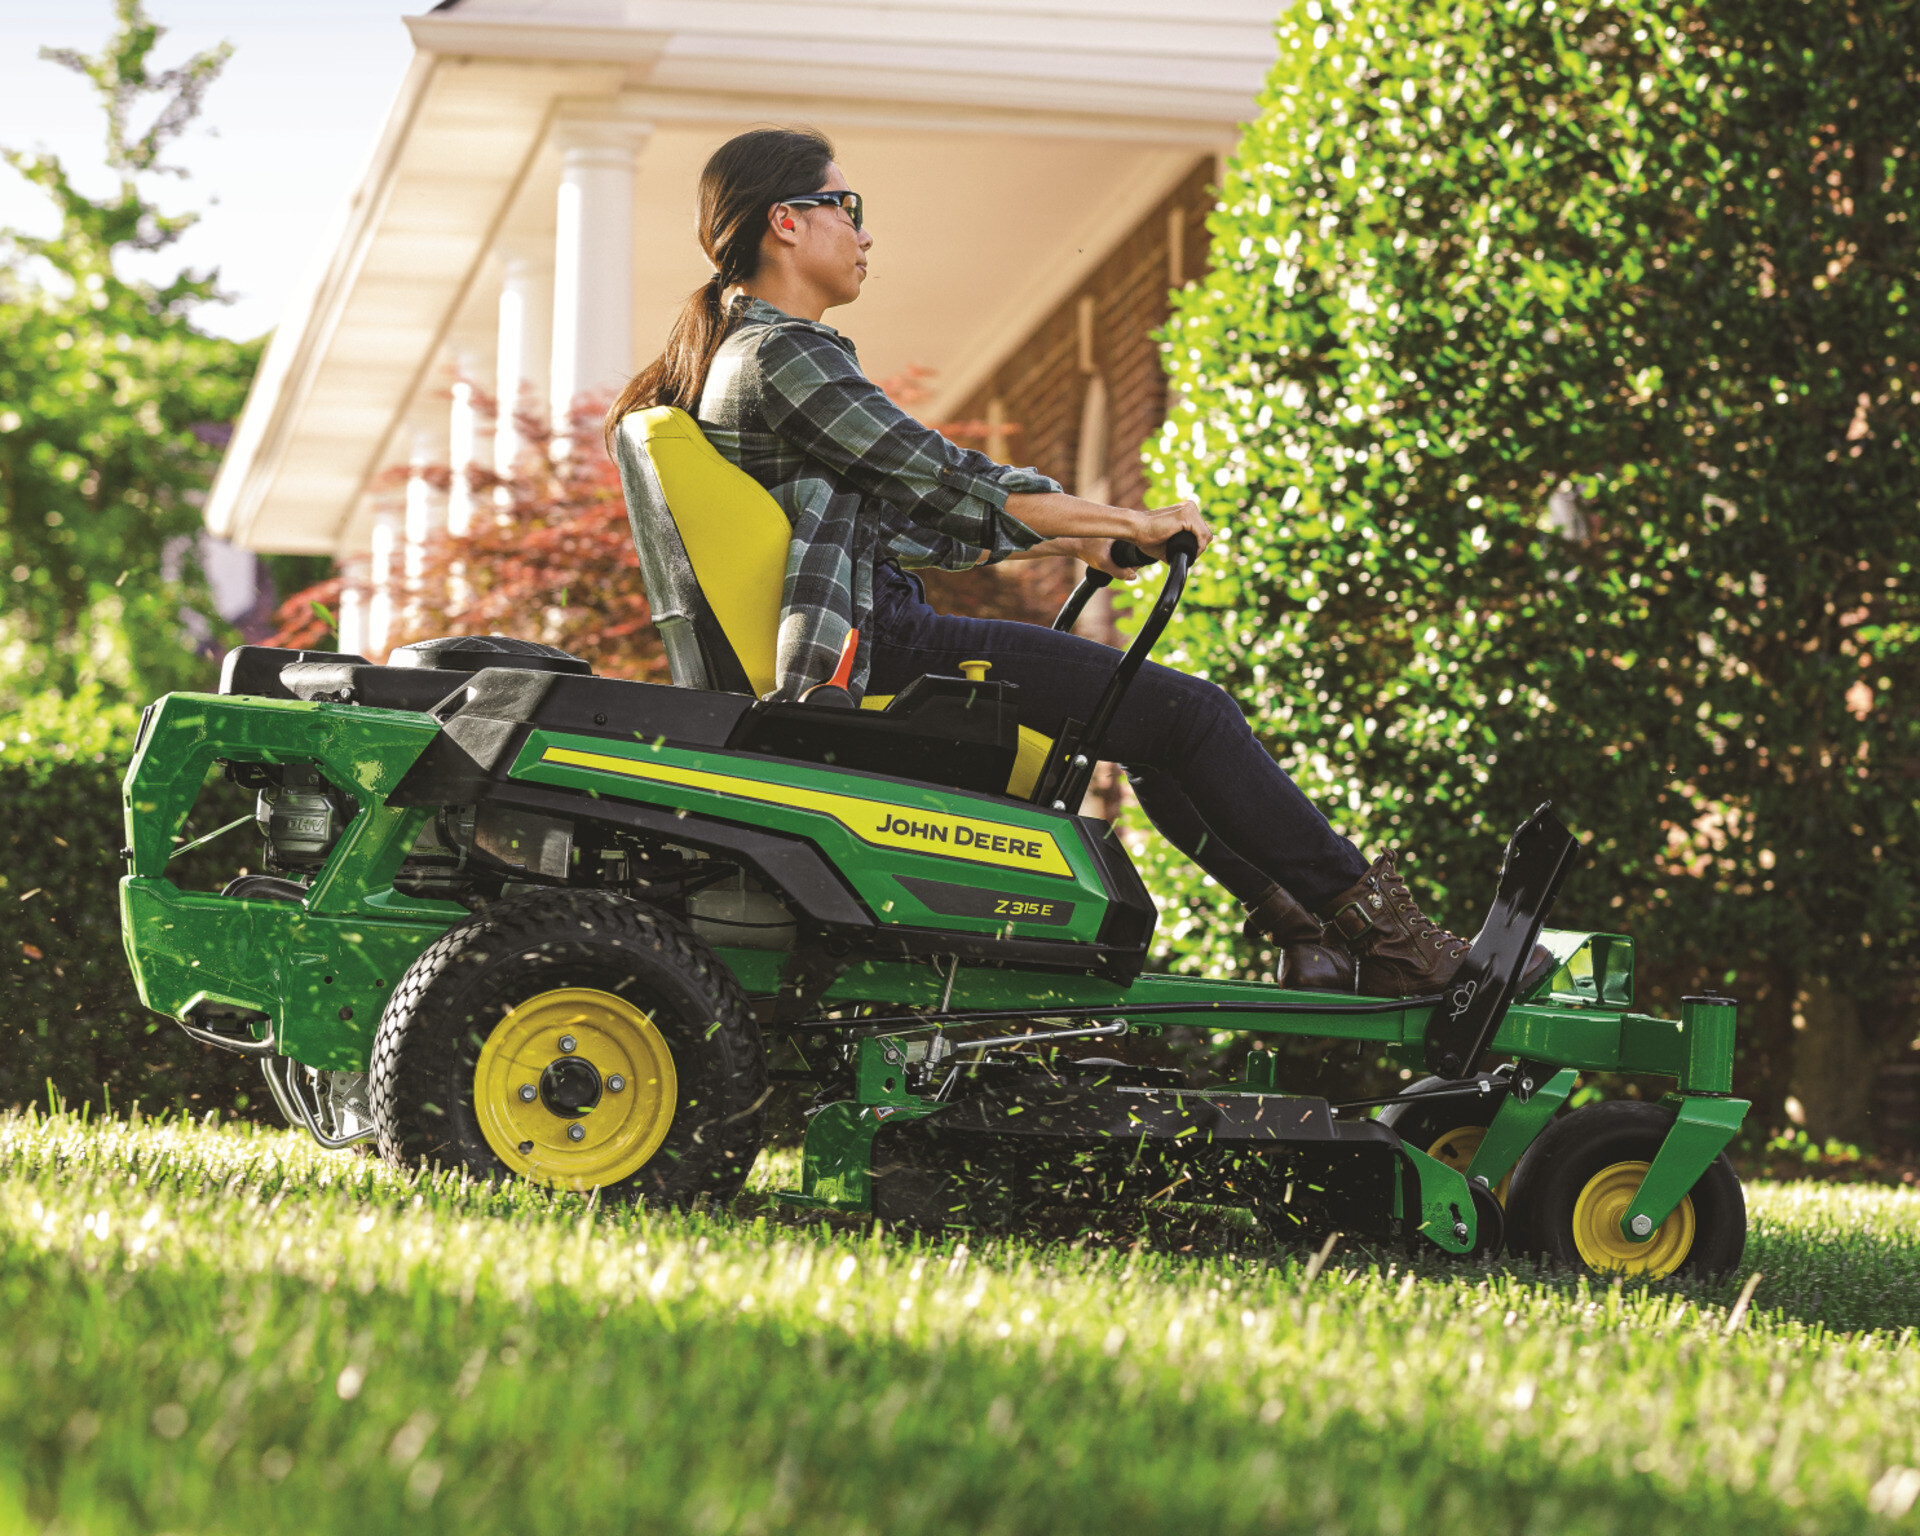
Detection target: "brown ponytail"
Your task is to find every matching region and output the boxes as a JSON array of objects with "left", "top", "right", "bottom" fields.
[{"left": 604, "top": 127, "right": 835, "bottom": 450}]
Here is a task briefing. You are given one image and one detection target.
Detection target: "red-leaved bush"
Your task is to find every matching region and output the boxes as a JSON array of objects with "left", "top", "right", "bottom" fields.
[
  {"left": 272, "top": 394, "right": 668, "bottom": 680},
  {"left": 270, "top": 380, "right": 1073, "bottom": 672}
]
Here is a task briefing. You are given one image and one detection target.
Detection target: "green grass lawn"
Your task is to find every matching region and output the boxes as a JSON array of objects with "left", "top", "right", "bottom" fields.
[{"left": 6, "top": 1111, "right": 1920, "bottom": 1534}]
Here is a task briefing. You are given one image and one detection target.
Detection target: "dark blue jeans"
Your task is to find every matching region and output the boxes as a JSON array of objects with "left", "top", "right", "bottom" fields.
[{"left": 866, "top": 570, "right": 1368, "bottom": 910}]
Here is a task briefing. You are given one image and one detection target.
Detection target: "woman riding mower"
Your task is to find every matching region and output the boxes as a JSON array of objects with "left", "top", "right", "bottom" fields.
[{"left": 607, "top": 127, "right": 1548, "bottom": 1001}]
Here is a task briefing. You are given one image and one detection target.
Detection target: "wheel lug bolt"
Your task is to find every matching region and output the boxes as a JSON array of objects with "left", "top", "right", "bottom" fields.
[
  {"left": 558, "top": 1035, "right": 577, "bottom": 1053},
  {"left": 518, "top": 1084, "right": 537, "bottom": 1102},
  {"left": 1629, "top": 1213, "right": 1654, "bottom": 1238},
  {"left": 567, "top": 1124, "right": 586, "bottom": 1142},
  {"left": 518, "top": 1140, "right": 533, "bottom": 1154},
  {"left": 607, "top": 1075, "right": 626, "bottom": 1093}
]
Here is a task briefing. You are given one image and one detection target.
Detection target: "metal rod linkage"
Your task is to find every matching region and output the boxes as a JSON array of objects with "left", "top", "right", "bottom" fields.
[
  {"left": 951, "top": 1018, "right": 1131, "bottom": 1053},
  {"left": 1331, "top": 1079, "right": 1505, "bottom": 1114},
  {"left": 777, "top": 994, "right": 1441, "bottom": 1035},
  {"left": 166, "top": 813, "right": 256, "bottom": 865}
]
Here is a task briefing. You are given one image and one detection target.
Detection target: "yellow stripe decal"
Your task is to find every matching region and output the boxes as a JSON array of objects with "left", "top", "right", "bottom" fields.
[{"left": 538, "top": 746, "right": 1074, "bottom": 878}]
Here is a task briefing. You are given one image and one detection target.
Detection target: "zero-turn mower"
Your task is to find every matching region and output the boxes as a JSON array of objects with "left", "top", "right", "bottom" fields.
[{"left": 118, "top": 407, "right": 1751, "bottom": 1278}]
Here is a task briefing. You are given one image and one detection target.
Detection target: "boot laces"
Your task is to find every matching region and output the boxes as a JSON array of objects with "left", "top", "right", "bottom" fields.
[{"left": 1379, "top": 860, "right": 1469, "bottom": 958}]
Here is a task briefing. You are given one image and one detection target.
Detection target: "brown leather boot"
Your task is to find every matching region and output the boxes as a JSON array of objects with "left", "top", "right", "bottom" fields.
[
  {"left": 1242, "top": 882, "right": 1356, "bottom": 992},
  {"left": 1321, "top": 852, "right": 1554, "bottom": 999}
]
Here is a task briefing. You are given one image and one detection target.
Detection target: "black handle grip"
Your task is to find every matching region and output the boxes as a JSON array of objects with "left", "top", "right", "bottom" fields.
[{"left": 1048, "top": 534, "right": 1192, "bottom": 633}]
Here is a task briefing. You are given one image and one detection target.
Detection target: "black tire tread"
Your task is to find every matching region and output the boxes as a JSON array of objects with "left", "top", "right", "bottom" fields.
[{"left": 1503, "top": 1099, "right": 1745, "bottom": 1277}]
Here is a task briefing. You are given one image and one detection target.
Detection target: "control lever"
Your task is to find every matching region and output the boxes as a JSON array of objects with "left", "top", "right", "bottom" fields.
[
  {"left": 1032, "top": 531, "right": 1200, "bottom": 808},
  {"left": 800, "top": 626, "right": 860, "bottom": 708},
  {"left": 1051, "top": 541, "right": 1156, "bottom": 633}
]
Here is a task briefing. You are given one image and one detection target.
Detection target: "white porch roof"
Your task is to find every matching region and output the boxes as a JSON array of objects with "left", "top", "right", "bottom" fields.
[{"left": 207, "top": 0, "right": 1277, "bottom": 555}]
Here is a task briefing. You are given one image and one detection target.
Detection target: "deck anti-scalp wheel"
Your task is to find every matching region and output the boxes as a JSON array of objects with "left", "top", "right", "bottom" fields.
[
  {"left": 370, "top": 890, "right": 767, "bottom": 1206},
  {"left": 1503, "top": 1099, "right": 1745, "bottom": 1278},
  {"left": 1378, "top": 1074, "right": 1515, "bottom": 1203}
]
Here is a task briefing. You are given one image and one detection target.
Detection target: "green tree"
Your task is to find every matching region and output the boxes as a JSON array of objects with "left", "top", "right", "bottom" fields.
[
  {"left": 1143, "top": 0, "right": 1920, "bottom": 1138},
  {"left": 0, "top": 0, "right": 258, "bottom": 705}
]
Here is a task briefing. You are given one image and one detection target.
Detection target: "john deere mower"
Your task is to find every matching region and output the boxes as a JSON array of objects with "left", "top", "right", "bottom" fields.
[{"left": 119, "top": 407, "right": 1750, "bottom": 1277}]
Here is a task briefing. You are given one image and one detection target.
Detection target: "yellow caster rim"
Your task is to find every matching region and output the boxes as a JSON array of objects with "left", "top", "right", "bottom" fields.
[
  {"left": 1423, "top": 1125, "right": 1511, "bottom": 1204},
  {"left": 473, "top": 987, "right": 677, "bottom": 1191},
  {"left": 1570, "top": 1160, "right": 1696, "bottom": 1277}
]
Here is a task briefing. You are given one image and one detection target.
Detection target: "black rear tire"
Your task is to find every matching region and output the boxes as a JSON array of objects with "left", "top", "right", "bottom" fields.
[
  {"left": 1464, "top": 1179, "right": 1505, "bottom": 1259},
  {"left": 1504, "top": 1100, "right": 1745, "bottom": 1278},
  {"left": 370, "top": 890, "right": 766, "bottom": 1207},
  {"left": 1378, "top": 1073, "right": 1514, "bottom": 1202}
]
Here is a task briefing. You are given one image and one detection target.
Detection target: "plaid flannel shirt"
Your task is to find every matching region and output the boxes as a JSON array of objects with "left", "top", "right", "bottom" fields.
[{"left": 697, "top": 296, "right": 1058, "bottom": 698}]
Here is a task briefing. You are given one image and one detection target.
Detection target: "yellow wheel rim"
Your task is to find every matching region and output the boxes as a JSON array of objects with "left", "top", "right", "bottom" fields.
[
  {"left": 1423, "top": 1125, "right": 1512, "bottom": 1205},
  {"left": 1570, "top": 1160, "right": 1696, "bottom": 1278},
  {"left": 472, "top": 987, "right": 677, "bottom": 1191}
]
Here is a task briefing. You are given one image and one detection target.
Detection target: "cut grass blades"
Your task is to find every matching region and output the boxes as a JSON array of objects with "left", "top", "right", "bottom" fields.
[{"left": 6, "top": 1110, "right": 1920, "bottom": 1534}]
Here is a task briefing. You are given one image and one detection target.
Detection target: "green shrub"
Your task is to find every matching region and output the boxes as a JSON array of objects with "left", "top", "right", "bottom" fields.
[
  {"left": 1139, "top": 0, "right": 1920, "bottom": 1124},
  {"left": 0, "top": 689, "right": 264, "bottom": 1117}
]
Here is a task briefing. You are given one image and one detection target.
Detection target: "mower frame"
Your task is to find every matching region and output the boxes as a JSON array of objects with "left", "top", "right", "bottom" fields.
[{"left": 120, "top": 680, "right": 1747, "bottom": 1255}]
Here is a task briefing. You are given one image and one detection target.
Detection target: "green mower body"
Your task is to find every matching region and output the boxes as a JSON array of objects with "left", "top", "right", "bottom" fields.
[{"left": 118, "top": 620, "right": 1751, "bottom": 1273}]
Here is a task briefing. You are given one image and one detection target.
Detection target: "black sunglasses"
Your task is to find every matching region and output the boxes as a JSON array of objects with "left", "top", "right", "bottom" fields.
[{"left": 778, "top": 189, "right": 863, "bottom": 230}]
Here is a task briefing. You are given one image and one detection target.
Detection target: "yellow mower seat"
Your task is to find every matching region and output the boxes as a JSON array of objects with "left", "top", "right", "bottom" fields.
[{"left": 612, "top": 405, "right": 1050, "bottom": 798}]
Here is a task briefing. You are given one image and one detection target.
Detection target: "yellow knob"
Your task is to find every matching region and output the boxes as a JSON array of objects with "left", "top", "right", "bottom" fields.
[{"left": 958, "top": 659, "right": 991, "bottom": 682}]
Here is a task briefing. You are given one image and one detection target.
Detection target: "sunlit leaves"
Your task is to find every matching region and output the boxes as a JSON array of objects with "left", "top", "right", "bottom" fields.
[{"left": 1138, "top": 0, "right": 1920, "bottom": 1014}]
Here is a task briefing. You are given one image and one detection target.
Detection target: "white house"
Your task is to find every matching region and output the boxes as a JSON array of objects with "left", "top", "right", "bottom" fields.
[{"left": 205, "top": 0, "right": 1278, "bottom": 655}]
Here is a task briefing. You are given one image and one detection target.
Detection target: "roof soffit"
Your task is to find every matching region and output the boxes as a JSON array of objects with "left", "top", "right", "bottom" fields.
[
  {"left": 214, "top": 3, "right": 1271, "bottom": 553},
  {"left": 408, "top": 0, "right": 1276, "bottom": 122},
  {"left": 206, "top": 53, "right": 624, "bottom": 549}
]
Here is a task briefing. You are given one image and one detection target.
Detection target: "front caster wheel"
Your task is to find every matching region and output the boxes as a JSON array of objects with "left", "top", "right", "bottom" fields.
[
  {"left": 1503, "top": 1100, "right": 1745, "bottom": 1278},
  {"left": 370, "top": 890, "right": 767, "bottom": 1206}
]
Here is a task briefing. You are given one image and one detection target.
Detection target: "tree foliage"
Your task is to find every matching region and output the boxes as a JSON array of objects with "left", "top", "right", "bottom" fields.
[
  {"left": 1143, "top": 0, "right": 1920, "bottom": 1039},
  {"left": 0, "top": 0, "right": 258, "bottom": 704}
]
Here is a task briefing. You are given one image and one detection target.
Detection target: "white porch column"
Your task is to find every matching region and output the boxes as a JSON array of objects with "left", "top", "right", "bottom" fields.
[
  {"left": 447, "top": 377, "right": 483, "bottom": 537},
  {"left": 403, "top": 421, "right": 448, "bottom": 632},
  {"left": 366, "top": 509, "right": 402, "bottom": 657},
  {"left": 495, "top": 248, "right": 552, "bottom": 474},
  {"left": 550, "top": 120, "right": 650, "bottom": 435},
  {"left": 336, "top": 551, "right": 369, "bottom": 658}
]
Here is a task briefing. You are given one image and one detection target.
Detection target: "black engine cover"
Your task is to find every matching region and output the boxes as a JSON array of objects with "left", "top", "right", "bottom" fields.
[{"left": 726, "top": 674, "right": 1020, "bottom": 794}]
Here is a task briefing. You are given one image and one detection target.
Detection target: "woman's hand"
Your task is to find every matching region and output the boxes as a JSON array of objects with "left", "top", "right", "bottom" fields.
[
  {"left": 1067, "top": 537, "right": 1148, "bottom": 580},
  {"left": 1004, "top": 536, "right": 1142, "bottom": 577},
  {"left": 1133, "top": 499, "right": 1213, "bottom": 562},
  {"left": 1002, "top": 491, "right": 1213, "bottom": 565}
]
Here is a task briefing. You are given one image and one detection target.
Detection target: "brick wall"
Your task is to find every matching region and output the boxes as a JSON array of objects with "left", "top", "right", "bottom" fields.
[{"left": 915, "top": 156, "right": 1218, "bottom": 626}]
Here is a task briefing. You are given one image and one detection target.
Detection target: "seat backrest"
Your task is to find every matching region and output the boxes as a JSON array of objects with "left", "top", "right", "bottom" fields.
[{"left": 612, "top": 405, "right": 788, "bottom": 697}]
